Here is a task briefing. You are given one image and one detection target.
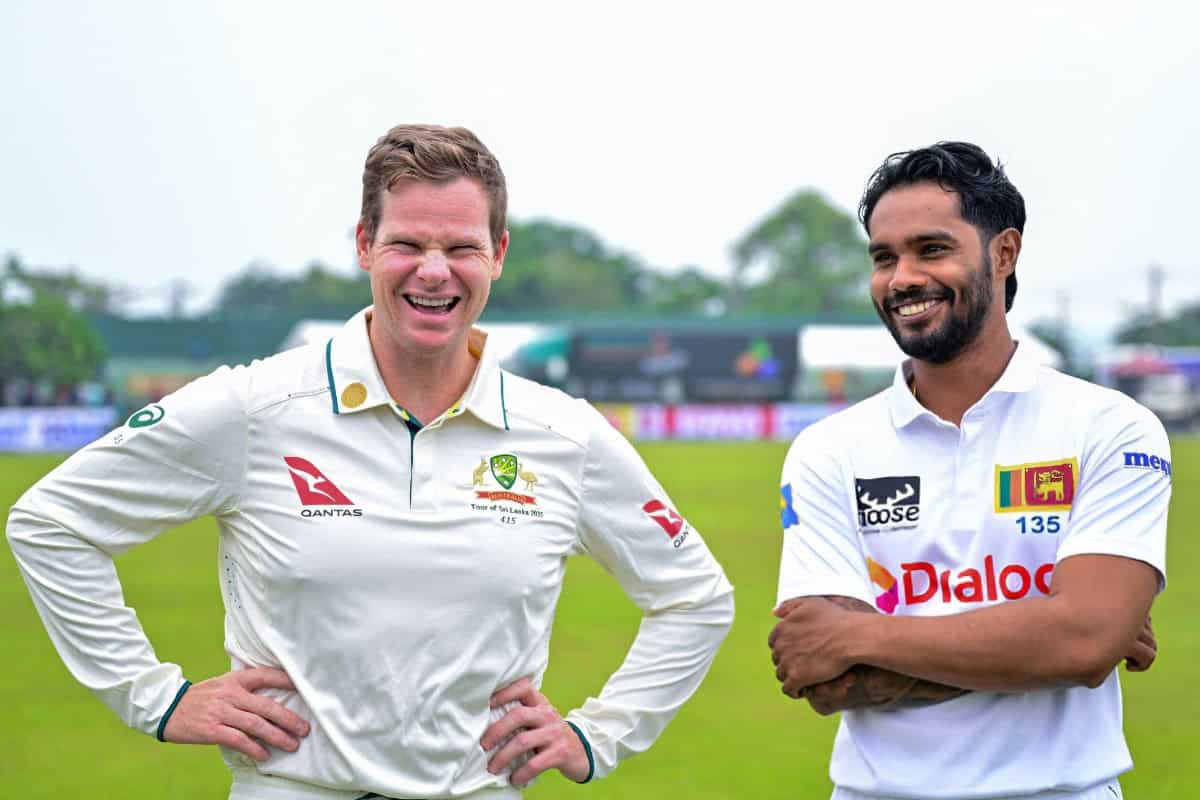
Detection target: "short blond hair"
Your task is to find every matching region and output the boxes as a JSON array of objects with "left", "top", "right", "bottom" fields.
[{"left": 360, "top": 124, "right": 507, "bottom": 246}]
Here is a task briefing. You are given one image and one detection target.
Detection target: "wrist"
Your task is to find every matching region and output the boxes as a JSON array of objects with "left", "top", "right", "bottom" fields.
[
  {"left": 155, "top": 679, "right": 191, "bottom": 742},
  {"left": 842, "top": 608, "right": 885, "bottom": 666},
  {"left": 565, "top": 721, "right": 594, "bottom": 784}
]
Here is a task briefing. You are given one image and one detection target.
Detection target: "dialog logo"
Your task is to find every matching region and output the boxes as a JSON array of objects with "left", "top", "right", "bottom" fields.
[
  {"left": 867, "top": 557, "right": 899, "bottom": 614},
  {"left": 855, "top": 476, "right": 921, "bottom": 532}
]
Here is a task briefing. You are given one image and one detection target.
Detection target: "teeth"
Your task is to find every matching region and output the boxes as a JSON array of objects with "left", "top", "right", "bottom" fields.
[
  {"left": 409, "top": 296, "right": 453, "bottom": 308},
  {"left": 897, "top": 300, "right": 936, "bottom": 317}
]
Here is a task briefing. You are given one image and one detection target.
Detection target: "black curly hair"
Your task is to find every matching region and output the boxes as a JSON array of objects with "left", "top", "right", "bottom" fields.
[{"left": 859, "top": 142, "right": 1025, "bottom": 311}]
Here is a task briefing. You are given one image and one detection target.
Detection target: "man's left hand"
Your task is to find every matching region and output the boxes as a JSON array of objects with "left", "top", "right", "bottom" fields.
[
  {"left": 481, "top": 677, "right": 590, "bottom": 786},
  {"left": 769, "top": 597, "right": 857, "bottom": 697}
]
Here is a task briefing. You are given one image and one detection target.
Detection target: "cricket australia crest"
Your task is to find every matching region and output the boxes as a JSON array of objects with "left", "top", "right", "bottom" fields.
[
  {"left": 490, "top": 454, "right": 518, "bottom": 490},
  {"left": 468, "top": 454, "right": 543, "bottom": 516}
]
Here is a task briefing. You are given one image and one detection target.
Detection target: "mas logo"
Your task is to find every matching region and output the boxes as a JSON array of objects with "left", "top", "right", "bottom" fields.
[
  {"left": 780, "top": 484, "right": 799, "bottom": 529},
  {"left": 994, "top": 458, "right": 1078, "bottom": 513},
  {"left": 283, "top": 456, "right": 361, "bottom": 517},
  {"left": 643, "top": 499, "right": 690, "bottom": 548},
  {"left": 855, "top": 476, "right": 921, "bottom": 532}
]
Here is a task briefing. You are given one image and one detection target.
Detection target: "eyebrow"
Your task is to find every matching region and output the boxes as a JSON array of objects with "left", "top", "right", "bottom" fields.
[{"left": 868, "top": 229, "right": 958, "bottom": 255}]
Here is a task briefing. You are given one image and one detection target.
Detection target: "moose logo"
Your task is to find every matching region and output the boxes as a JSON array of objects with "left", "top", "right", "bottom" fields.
[{"left": 855, "top": 475, "right": 921, "bottom": 532}]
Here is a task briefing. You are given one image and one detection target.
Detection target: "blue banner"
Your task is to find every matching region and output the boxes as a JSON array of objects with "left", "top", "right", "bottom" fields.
[{"left": 0, "top": 407, "right": 118, "bottom": 452}]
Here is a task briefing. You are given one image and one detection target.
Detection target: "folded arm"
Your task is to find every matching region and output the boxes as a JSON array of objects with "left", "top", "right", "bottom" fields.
[{"left": 772, "top": 554, "right": 1158, "bottom": 698}]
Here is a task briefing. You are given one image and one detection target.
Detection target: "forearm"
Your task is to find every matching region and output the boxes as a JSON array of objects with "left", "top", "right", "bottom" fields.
[
  {"left": 849, "top": 593, "right": 1142, "bottom": 692},
  {"left": 7, "top": 502, "right": 183, "bottom": 734},
  {"left": 566, "top": 591, "right": 733, "bottom": 779},
  {"left": 805, "top": 595, "right": 967, "bottom": 713}
]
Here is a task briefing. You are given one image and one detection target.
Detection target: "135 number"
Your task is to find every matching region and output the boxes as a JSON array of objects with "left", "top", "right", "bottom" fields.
[{"left": 1016, "top": 515, "right": 1060, "bottom": 534}]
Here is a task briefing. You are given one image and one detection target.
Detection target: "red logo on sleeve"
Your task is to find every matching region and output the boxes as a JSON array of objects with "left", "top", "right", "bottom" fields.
[
  {"left": 642, "top": 499, "right": 685, "bottom": 538},
  {"left": 284, "top": 456, "right": 354, "bottom": 505}
]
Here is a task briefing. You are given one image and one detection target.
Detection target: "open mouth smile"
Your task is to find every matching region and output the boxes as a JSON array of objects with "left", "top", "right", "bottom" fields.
[
  {"left": 890, "top": 297, "right": 946, "bottom": 322},
  {"left": 404, "top": 294, "right": 460, "bottom": 314}
]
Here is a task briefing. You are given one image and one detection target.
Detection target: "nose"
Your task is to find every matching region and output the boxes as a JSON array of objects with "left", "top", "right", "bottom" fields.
[
  {"left": 888, "top": 254, "right": 926, "bottom": 294},
  {"left": 416, "top": 250, "right": 450, "bottom": 285}
]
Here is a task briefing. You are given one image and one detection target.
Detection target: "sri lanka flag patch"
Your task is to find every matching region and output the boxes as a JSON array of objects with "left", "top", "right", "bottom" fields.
[{"left": 994, "top": 458, "right": 1079, "bottom": 513}]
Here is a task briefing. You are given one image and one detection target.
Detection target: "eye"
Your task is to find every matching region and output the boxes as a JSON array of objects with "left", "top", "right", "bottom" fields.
[
  {"left": 872, "top": 252, "right": 896, "bottom": 269},
  {"left": 921, "top": 243, "right": 949, "bottom": 256},
  {"left": 388, "top": 240, "right": 421, "bottom": 253},
  {"left": 450, "top": 244, "right": 481, "bottom": 255}
]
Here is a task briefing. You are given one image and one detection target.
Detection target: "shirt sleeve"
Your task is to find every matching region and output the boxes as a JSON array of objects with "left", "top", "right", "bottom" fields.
[
  {"left": 776, "top": 424, "right": 875, "bottom": 609},
  {"left": 1056, "top": 400, "right": 1171, "bottom": 587},
  {"left": 5, "top": 365, "right": 248, "bottom": 736},
  {"left": 563, "top": 404, "right": 734, "bottom": 781}
]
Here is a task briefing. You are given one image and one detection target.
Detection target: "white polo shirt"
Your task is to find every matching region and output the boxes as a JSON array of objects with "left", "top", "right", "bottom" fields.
[
  {"left": 8, "top": 307, "right": 733, "bottom": 798},
  {"left": 777, "top": 341, "right": 1170, "bottom": 799}
]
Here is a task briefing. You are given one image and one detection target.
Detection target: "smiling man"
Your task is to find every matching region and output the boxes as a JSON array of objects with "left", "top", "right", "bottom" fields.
[
  {"left": 769, "top": 142, "right": 1168, "bottom": 800},
  {"left": 7, "top": 124, "right": 733, "bottom": 799}
]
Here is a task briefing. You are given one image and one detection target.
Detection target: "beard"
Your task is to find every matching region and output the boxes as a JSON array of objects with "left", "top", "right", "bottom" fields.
[{"left": 875, "top": 251, "right": 994, "bottom": 365}]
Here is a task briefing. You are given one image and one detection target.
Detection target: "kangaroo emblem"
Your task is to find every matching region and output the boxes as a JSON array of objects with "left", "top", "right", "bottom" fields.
[{"left": 472, "top": 458, "right": 488, "bottom": 487}]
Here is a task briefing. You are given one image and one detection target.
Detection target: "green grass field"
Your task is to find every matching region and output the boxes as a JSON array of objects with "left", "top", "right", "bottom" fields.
[{"left": 2, "top": 441, "right": 1196, "bottom": 798}]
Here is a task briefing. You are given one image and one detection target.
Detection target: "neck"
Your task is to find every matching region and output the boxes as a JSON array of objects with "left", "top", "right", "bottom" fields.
[
  {"left": 367, "top": 322, "right": 478, "bottom": 424},
  {"left": 909, "top": 316, "right": 1016, "bottom": 426}
]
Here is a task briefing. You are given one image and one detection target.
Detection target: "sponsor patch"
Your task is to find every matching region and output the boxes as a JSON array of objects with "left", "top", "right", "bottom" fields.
[
  {"left": 1123, "top": 451, "right": 1172, "bottom": 477},
  {"left": 643, "top": 499, "right": 691, "bottom": 548},
  {"left": 867, "top": 557, "right": 899, "bottom": 614},
  {"left": 855, "top": 476, "right": 921, "bottom": 532},
  {"left": 284, "top": 456, "right": 362, "bottom": 517},
  {"left": 780, "top": 484, "right": 799, "bottom": 529},
  {"left": 127, "top": 404, "right": 165, "bottom": 428},
  {"left": 869, "top": 556, "right": 1054, "bottom": 612},
  {"left": 994, "top": 458, "right": 1078, "bottom": 513}
]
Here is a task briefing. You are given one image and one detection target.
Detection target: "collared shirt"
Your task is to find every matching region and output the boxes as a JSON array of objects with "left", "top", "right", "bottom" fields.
[
  {"left": 777, "top": 341, "right": 1170, "bottom": 798},
  {"left": 8, "top": 307, "right": 733, "bottom": 798}
]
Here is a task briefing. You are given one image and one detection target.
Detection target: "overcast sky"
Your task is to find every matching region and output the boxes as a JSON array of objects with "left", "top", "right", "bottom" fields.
[{"left": 2, "top": 1, "right": 1197, "bottom": 344}]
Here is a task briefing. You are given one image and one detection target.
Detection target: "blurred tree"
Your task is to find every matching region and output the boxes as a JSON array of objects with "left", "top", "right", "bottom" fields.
[
  {"left": 212, "top": 261, "right": 371, "bottom": 319},
  {"left": 639, "top": 266, "right": 726, "bottom": 314},
  {"left": 0, "top": 293, "right": 107, "bottom": 392},
  {"left": 491, "top": 219, "right": 647, "bottom": 311},
  {"left": 4, "top": 253, "right": 124, "bottom": 312},
  {"left": 1116, "top": 303, "right": 1200, "bottom": 347},
  {"left": 731, "top": 189, "right": 872, "bottom": 314}
]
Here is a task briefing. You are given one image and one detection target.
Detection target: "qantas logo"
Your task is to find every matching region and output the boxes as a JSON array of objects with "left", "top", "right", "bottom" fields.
[
  {"left": 642, "top": 499, "right": 690, "bottom": 548},
  {"left": 283, "top": 457, "right": 361, "bottom": 517}
]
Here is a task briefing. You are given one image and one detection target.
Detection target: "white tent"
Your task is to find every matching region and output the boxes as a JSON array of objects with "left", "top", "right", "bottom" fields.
[{"left": 800, "top": 324, "right": 1063, "bottom": 370}]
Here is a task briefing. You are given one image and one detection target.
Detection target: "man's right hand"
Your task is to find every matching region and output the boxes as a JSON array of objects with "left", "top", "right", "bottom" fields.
[
  {"left": 161, "top": 667, "right": 310, "bottom": 761},
  {"left": 1125, "top": 614, "right": 1157, "bottom": 672}
]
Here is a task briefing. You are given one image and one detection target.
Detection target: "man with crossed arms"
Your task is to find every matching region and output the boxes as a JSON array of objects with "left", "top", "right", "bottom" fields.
[{"left": 770, "top": 142, "right": 1165, "bottom": 800}]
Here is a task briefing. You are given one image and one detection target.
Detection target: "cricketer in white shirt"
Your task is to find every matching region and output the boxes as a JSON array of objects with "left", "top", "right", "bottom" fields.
[
  {"left": 776, "top": 343, "right": 1169, "bottom": 797},
  {"left": 7, "top": 309, "right": 734, "bottom": 798}
]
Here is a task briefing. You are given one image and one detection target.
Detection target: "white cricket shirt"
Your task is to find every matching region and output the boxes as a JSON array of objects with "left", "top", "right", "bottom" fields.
[
  {"left": 777, "top": 341, "right": 1170, "bottom": 798},
  {"left": 8, "top": 307, "right": 733, "bottom": 798}
]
